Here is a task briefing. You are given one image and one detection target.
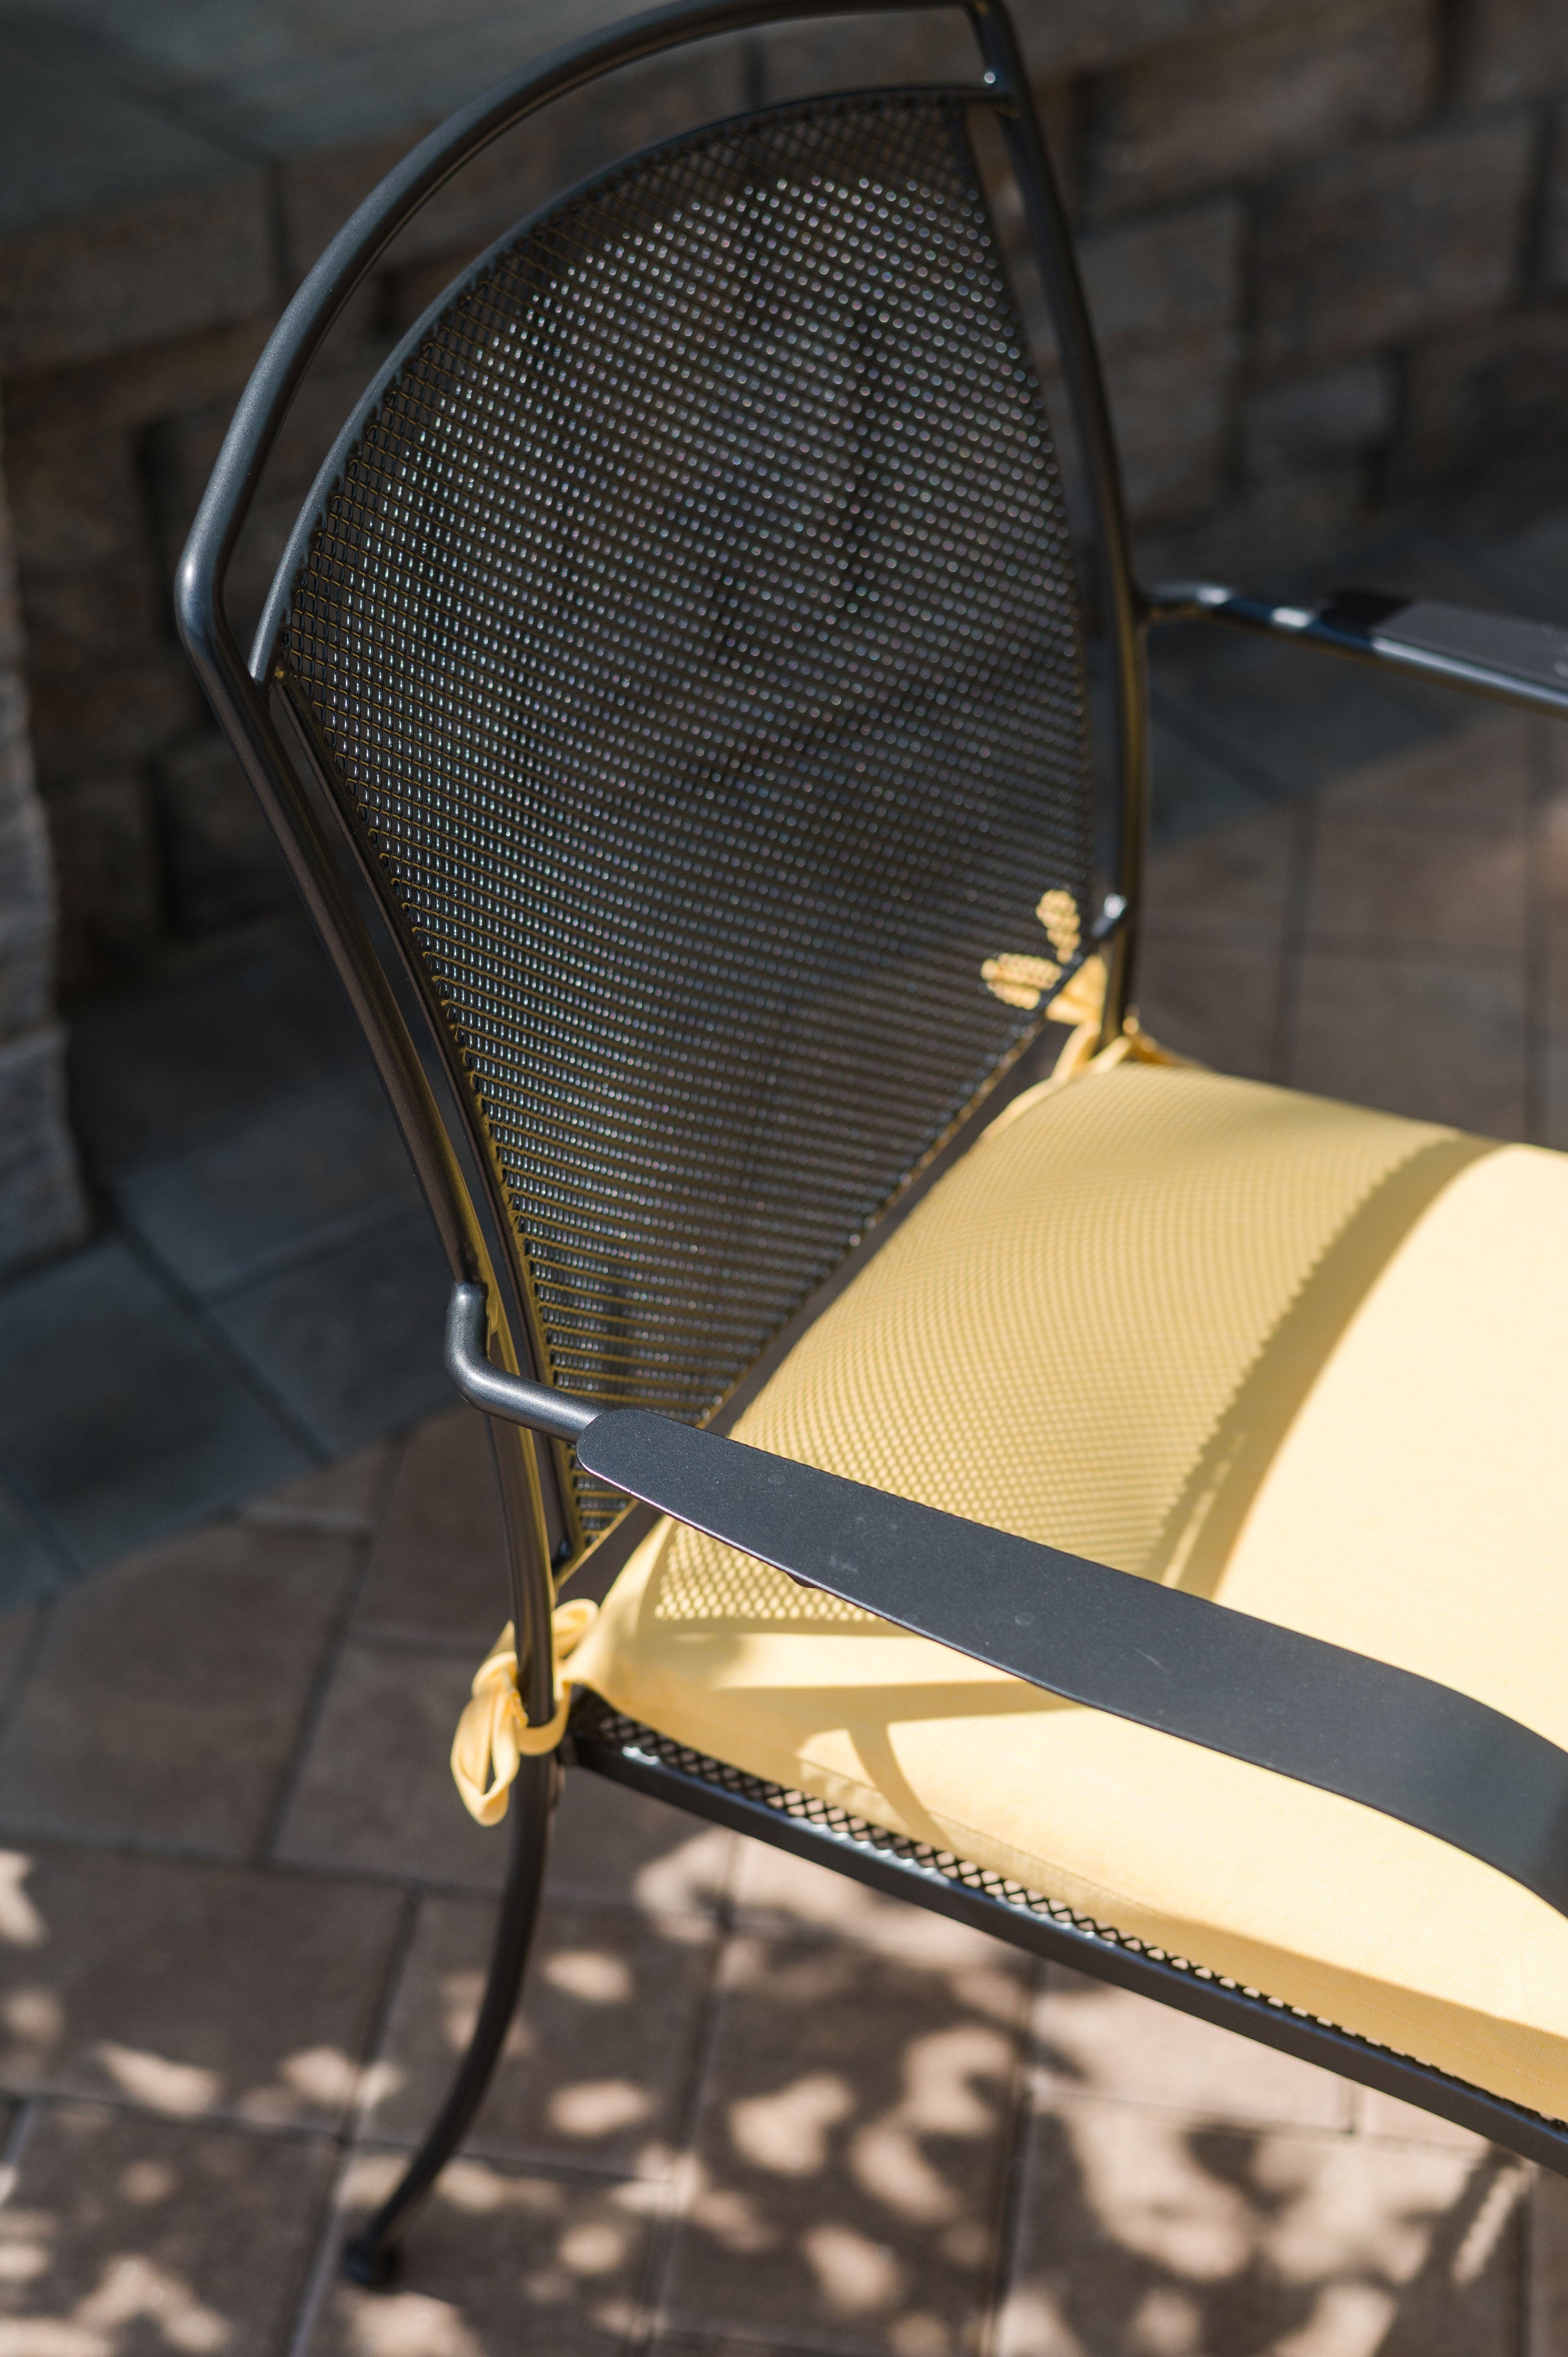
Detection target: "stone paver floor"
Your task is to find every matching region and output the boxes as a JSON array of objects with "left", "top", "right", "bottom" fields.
[{"left": 4, "top": 701, "right": 1568, "bottom": 2346}]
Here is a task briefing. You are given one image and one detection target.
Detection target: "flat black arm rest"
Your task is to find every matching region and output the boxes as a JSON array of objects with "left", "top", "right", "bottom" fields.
[
  {"left": 585, "top": 1411, "right": 1568, "bottom": 1920},
  {"left": 1148, "top": 580, "right": 1568, "bottom": 721},
  {"left": 447, "top": 1285, "right": 1568, "bottom": 1922}
]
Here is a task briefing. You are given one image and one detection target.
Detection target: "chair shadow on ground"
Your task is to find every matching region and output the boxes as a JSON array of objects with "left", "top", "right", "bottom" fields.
[
  {"left": 1004, "top": 2034, "right": 1527, "bottom": 2357},
  {"left": 375, "top": 1791, "right": 1527, "bottom": 2355},
  {"left": 0, "top": 1834, "right": 1527, "bottom": 2353},
  {"left": 632, "top": 1905, "right": 1527, "bottom": 2355}
]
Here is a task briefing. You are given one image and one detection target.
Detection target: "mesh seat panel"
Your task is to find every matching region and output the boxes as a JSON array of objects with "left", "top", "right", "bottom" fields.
[{"left": 280, "top": 90, "right": 1095, "bottom": 1538}]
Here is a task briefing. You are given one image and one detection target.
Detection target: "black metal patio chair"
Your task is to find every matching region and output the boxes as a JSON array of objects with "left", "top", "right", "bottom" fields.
[{"left": 177, "top": 0, "right": 1568, "bottom": 2295}]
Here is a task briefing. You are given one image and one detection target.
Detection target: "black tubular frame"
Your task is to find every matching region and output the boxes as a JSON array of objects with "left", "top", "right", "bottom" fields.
[
  {"left": 344, "top": 1751, "right": 558, "bottom": 2287},
  {"left": 175, "top": 0, "right": 1147, "bottom": 1716},
  {"left": 175, "top": 0, "right": 1568, "bottom": 2289}
]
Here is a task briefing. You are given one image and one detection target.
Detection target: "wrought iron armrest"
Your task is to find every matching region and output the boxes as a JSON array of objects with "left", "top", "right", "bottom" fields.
[
  {"left": 445, "top": 1283, "right": 598, "bottom": 1439},
  {"left": 1147, "top": 580, "right": 1568, "bottom": 721},
  {"left": 447, "top": 1282, "right": 1568, "bottom": 1923}
]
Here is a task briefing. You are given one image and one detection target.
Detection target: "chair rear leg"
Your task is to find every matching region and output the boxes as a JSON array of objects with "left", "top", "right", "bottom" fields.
[{"left": 343, "top": 1749, "right": 559, "bottom": 2287}]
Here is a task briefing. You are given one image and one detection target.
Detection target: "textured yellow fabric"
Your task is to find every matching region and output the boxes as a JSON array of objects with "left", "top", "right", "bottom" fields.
[
  {"left": 451, "top": 1599, "right": 599, "bottom": 1823},
  {"left": 568, "top": 1059, "right": 1568, "bottom": 2118}
]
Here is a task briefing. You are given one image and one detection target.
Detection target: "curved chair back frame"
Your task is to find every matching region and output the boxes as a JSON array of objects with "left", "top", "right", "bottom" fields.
[{"left": 177, "top": 0, "right": 1146, "bottom": 1690}]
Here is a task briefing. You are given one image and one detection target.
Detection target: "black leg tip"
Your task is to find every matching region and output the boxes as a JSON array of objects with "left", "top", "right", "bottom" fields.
[{"left": 342, "top": 2232, "right": 399, "bottom": 2289}]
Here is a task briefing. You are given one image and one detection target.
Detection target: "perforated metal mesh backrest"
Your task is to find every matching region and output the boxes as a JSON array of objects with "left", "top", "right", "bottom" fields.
[{"left": 282, "top": 90, "right": 1095, "bottom": 1539}]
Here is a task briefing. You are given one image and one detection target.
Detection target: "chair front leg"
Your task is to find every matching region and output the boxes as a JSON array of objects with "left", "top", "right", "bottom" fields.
[{"left": 342, "top": 1748, "right": 560, "bottom": 2287}]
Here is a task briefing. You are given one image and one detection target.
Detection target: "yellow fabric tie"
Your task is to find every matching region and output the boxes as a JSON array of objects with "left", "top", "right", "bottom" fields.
[
  {"left": 1045, "top": 953, "right": 1109, "bottom": 1081},
  {"left": 450, "top": 1598, "right": 600, "bottom": 1825}
]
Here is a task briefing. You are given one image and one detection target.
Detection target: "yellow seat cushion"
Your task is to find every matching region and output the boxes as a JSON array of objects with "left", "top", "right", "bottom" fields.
[{"left": 568, "top": 1056, "right": 1568, "bottom": 2118}]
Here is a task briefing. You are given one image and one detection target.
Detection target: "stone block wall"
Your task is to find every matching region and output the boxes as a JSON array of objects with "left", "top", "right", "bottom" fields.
[
  {"left": 1049, "top": 0, "right": 1566, "bottom": 553},
  {"left": 0, "top": 32, "right": 757, "bottom": 1006},
  {"left": 1, "top": 0, "right": 1566, "bottom": 1256}
]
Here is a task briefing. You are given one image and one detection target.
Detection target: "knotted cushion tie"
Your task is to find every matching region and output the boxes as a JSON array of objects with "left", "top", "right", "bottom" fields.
[{"left": 451, "top": 1597, "right": 599, "bottom": 1825}]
